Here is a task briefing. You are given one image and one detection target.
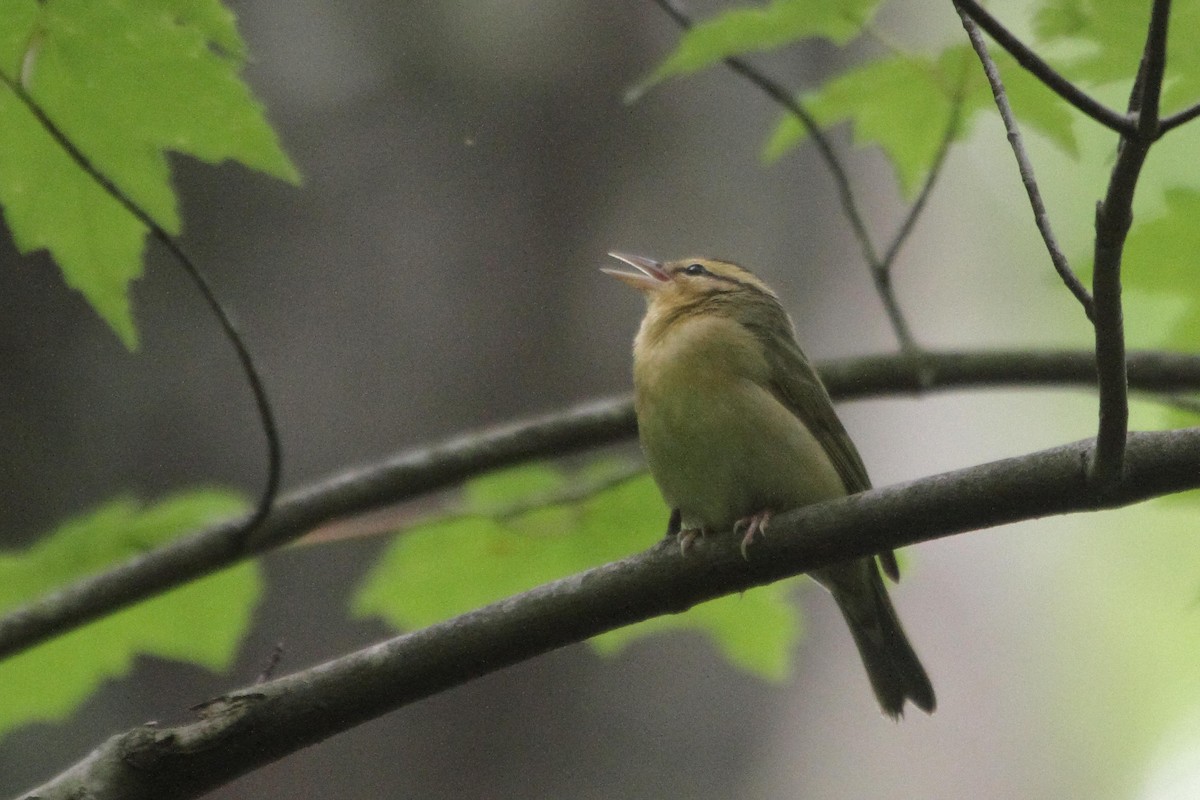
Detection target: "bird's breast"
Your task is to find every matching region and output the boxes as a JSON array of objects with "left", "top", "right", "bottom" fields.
[{"left": 632, "top": 315, "right": 845, "bottom": 532}]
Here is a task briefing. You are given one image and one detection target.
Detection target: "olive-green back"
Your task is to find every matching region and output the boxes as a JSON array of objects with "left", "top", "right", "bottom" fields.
[{"left": 746, "top": 313, "right": 871, "bottom": 494}]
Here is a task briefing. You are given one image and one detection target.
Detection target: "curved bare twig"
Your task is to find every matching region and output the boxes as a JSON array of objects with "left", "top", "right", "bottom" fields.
[
  {"left": 955, "top": 5, "right": 1095, "bottom": 319},
  {"left": 647, "top": 0, "right": 930, "bottom": 352},
  {"left": 0, "top": 72, "right": 282, "bottom": 532}
]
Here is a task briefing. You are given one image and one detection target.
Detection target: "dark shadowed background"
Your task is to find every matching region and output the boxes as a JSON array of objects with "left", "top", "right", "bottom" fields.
[{"left": 0, "top": 2, "right": 1180, "bottom": 798}]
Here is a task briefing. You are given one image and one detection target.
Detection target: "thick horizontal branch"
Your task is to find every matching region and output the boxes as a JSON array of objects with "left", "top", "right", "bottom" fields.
[
  {"left": 3, "top": 349, "right": 1200, "bottom": 661},
  {"left": 0, "top": 395, "right": 635, "bottom": 661},
  {"left": 818, "top": 348, "right": 1200, "bottom": 396},
  {"left": 24, "top": 427, "right": 1200, "bottom": 800}
]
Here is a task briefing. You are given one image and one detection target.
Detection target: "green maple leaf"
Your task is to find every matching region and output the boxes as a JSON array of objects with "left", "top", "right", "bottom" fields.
[
  {"left": 630, "top": 0, "right": 883, "bottom": 98},
  {"left": 0, "top": 0, "right": 299, "bottom": 348},
  {"left": 0, "top": 490, "right": 260, "bottom": 737},
  {"left": 1034, "top": 0, "right": 1200, "bottom": 112},
  {"left": 353, "top": 462, "right": 802, "bottom": 682},
  {"left": 764, "top": 45, "right": 1078, "bottom": 196}
]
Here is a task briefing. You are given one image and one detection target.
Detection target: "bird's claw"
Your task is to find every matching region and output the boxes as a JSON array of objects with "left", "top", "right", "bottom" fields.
[
  {"left": 734, "top": 510, "right": 771, "bottom": 559},
  {"left": 678, "top": 528, "right": 700, "bottom": 555}
]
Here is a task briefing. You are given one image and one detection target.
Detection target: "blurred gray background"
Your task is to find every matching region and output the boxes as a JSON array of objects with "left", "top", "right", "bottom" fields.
[{"left": 0, "top": 1, "right": 1166, "bottom": 798}]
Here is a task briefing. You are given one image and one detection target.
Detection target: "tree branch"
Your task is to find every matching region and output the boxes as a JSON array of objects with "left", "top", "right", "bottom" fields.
[
  {"left": 875, "top": 92, "right": 963, "bottom": 371},
  {"left": 0, "top": 395, "right": 635, "bottom": 661},
  {"left": 955, "top": 4, "right": 1095, "bottom": 319},
  {"left": 1089, "top": 0, "right": 1171, "bottom": 491},
  {"left": 1160, "top": 100, "right": 1200, "bottom": 134},
  {"left": 4, "top": 349, "right": 1200, "bottom": 663},
  {"left": 952, "top": 0, "right": 1133, "bottom": 135},
  {"left": 22, "top": 427, "right": 1200, "bottom": 800}
]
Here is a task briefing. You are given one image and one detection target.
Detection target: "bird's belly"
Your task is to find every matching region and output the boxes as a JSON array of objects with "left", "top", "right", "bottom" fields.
[{"left": 636, "top": 378, "right": 847, "bottom": 532}]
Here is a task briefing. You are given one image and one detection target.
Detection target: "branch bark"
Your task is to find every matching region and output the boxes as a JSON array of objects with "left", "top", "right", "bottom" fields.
[
  {"left": 952, "top": 0, "right": 1132, "bottom": 134},
  {"left": 1160, "top": 100, "right": 1200, "bottom": 133},
  {"left": 22, "top": 427, "right": 1200, "bottom": 800},
  {"left": 956, "top": 3, "right": 1094, "bottom": 319},
  {"left": 4, "top": 348, "right": 1200, "bottom": 664},
  {"left": 1089, "top": 0, "right": 1171, "bottom": 490}
]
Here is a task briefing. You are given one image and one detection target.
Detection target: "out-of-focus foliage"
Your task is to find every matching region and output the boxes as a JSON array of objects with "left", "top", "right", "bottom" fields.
[
  {"left": 762, "top": 46, "right": 1077, "bottom": 195},
  {"left": 0, "top": 0, "right": 298, "bottom": 348},
  {"left": 353, "top": 463, "right": 802, "bottom": 681},
  {"left": 1037, "top": 503, "right": 1200, "bottom": 798},
  {"left": 633, "top": 0, "right": 884, "bottom": 94},
  {"left": 0, "top": 491, "right": 260, "bottom": 737},
  {"left": 1117, "top": 188, "right": 1200, "bottom": 435},
  {"left": 1034, "top": 0, "right": 1200, "bottom": 111}
]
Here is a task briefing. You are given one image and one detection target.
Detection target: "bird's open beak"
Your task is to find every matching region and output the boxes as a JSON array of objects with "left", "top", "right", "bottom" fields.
[{"left": 601, "top": 252, "right": 670, "bottom": 291}]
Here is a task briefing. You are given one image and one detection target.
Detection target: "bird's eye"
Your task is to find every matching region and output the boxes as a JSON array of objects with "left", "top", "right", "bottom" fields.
[{"left": 683, "top": 263, "right": 707, "bottom": 276}]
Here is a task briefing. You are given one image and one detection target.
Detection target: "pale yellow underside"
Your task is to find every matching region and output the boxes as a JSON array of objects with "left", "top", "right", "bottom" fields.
[{"left": 633, "top": 312, "right": 846, "bottom": 533}]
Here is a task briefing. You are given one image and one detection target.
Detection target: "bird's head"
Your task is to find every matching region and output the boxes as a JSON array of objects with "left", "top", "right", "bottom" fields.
[{"left": 602, "top": 253, "right": 778, "bottom": 312}]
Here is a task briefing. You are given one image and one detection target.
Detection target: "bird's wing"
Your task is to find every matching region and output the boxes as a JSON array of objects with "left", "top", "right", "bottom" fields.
[
  {"left": 757, "top": 330, "right": 871, "bottom": 493},
  {"left": 755, "top": 325, "right": 902, "bottom": 581}
]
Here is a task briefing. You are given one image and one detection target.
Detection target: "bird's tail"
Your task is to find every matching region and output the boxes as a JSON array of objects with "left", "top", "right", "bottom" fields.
[{"left": 819, "top": 560, "right": 936, "bottom": 719}]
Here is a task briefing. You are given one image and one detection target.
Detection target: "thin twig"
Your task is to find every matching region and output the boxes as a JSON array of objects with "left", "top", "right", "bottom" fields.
[
  {"left": 647, "top": 0, "right": 932, "bottom": 354},
  {"left": 880, "top": 97, "right": 961, "bottom": 271},
  {"left": 302, "top": 460, "right": 647, "bottom": 546},
  {"left": 954, "top": 0, "right": 1133, "bottom": 135},
  {"left": 649, "top": 0, "right": 875, "bottom": 260},
  {"left": 1088, "top": 0, "right": 1171, "bottom": 491},
  {"left": 5, "top": 349, "right": 1200, "bottom": 662},
  {"left": 874, "top": 92, "right": 964, "bottom": 368},
  {"left": 1133, "top": 0, "right": 1171, "bottom": 129},
  {"left": 1160, "top": 100, "right": 1200, "bottom": 134},
  {"left": 647, "top": 0, "right": 931, "bottom": 354},
  {"left": 0, "top": 71, "right": 282, "bottom": 533},
  {"left": 955, "top": 5, "right": 1095, "bottom": 320},
  {"left": 23, "top": 426, "right": 1200, "bottom": 800}
]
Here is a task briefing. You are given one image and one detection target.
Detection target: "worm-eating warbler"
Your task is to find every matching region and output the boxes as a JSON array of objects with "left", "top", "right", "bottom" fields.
[{"left": 603, "top": 253, "right": 935, "bottom": 718}]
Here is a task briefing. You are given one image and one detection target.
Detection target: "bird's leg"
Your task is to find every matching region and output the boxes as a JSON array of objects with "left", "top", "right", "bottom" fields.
[
  {"left": 665, "top": 508, "right": 682, "bottom": 538},
  {"left": 734, "top": 510, "right": 772, "bottom": 559},
  {"left": 665, "top": 508, "right": 705, "bottom": 555}
]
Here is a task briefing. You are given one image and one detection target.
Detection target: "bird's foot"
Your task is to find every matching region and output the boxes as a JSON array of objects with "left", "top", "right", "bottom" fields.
[
  {"left": 734, "top": 510, "right": 772, "bottom": 560},
  {"left": 677, "top": 527, "right": 703, "bottom": 555}
]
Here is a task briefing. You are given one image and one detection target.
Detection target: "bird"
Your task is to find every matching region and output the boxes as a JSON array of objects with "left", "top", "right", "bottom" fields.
[{"left": 602, "top": 252, "right": 935, "bottom": 718}]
